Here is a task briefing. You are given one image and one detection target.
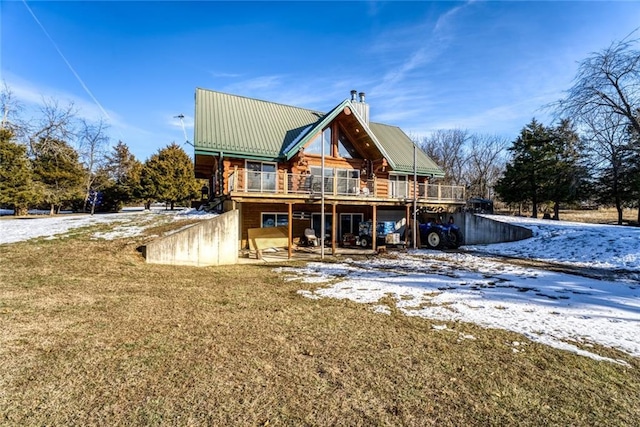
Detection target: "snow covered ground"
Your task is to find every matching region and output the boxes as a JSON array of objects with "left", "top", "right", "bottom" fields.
[
  {"left": 1, "top": 211, "right": 639, "bottom": 363},
  {"left": 279, "top": 216, "right": 640, "bottom": 364},
  {"left": 0, "top": 207, "right": 218, "bottom": 245},
  {"left": 467, "top": 215, "right": 640, "bottom": 272}
]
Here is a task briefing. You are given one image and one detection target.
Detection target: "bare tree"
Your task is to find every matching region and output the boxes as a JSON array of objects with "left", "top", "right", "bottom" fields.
[
  {"left": 463, "top": 134, "right": 508, "bottom": 200},
  {"left": 558, "top": 35, "right": 640, "bottom": 135},
  {"left": 418, "top": 129, "right": 469, "bottom": 185},
  {"left": 556, "top": 34, "right": 640, "bottom": 222},
  {"left": 77, "top": 119, "right": 110, "bottom": 213},
  {"left": 28, "top": 98, "right": 77, "bottom": 159},
  {"left": 0, "top": 82, "right": 27, "bottom": 139},
  {"left": 582, "top": 109, "right": 635, "bottom": 225}
]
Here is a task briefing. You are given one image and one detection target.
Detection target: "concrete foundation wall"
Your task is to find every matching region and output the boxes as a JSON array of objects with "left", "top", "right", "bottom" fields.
[
  {"left": 449, "top": 213, "right": 532, "bottom": 245},
  {"left": 144, "top": 210, "right": 239, "bottom": 267}
]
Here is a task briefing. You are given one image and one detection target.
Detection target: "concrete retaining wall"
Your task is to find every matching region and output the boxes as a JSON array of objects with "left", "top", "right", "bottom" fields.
[
  {"left": 449, "top": 213, "right": 532, "bottom": 245},
  {"left": 144, "top": 210, "right": 238, "bottom": 267}
]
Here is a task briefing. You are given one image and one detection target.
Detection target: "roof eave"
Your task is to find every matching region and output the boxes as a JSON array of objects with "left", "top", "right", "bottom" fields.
[{"left": 195, "top": 147, "right": 281, "bottom": 163}]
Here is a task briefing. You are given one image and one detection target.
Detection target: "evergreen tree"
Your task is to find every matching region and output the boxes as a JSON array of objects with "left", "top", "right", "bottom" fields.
[
  {"left": 103, "top": 141, "right": 143, "bottom": 211},
  {"left": 141, "top": 143, "right": 199, "bottom": 210},
  {"left": 545, "top": 119, "right": 590, "bottom": 219},
  {"left": 0, "top": 128, "right": 40, "bottom": 215},
  {"left": 31, "top": 137, "right": 85, "bottom": 214},
  {"left": 495, "top": 119, "right": 555, "bottom": 218}
]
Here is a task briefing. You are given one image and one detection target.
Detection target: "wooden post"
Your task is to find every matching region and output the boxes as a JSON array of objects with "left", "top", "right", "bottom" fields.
[
  {"left": 237, "top": 202, "right": 243, "bottom": 250},
  {"left": 283, "top": 171, "right": 288, "bottom": 195},
  {"left": 372, "top": 204, "right": 377, "bottom": 251},
  {"left": 233, "top": 165, "right": 239, "bottom": 191},
  {"left": 405, "top": 204, "right": 411, "bottom": 245},
  {"left": 288, "top": 203, "right": 293, "bottom": 259},
  {"left": 332, "top": 203, "right": 337, "bottom": 255}
]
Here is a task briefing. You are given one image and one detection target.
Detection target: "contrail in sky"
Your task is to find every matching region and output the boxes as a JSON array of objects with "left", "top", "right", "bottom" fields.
[{"left": 21, "top": 0, "right": 113, "bottom": 124}]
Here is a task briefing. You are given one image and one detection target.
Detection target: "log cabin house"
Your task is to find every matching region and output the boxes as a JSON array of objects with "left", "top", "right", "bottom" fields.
[{"left": 193, "top": 88, "right": 465, "bottom": 254}]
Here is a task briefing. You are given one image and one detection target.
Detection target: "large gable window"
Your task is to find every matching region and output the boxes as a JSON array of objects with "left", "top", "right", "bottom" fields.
[
  {"left": 246, "top": 161, "right": 276, "bottom": 192},
  {"left": 337, "top": 131, "right": 359, "bottom": 159},
  {"left": 305, "top": 127, "right": 331, "bottom": 156}
]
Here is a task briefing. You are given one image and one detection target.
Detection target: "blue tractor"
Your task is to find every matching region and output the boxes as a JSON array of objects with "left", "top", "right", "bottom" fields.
[{"left": 418, "top": 217, "right": 464, "bottom": 250}]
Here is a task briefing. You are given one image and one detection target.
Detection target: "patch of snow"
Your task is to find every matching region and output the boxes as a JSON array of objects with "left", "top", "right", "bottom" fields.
[
  {"left": 371, "top": 305, "right": 391, "bottom": 315},
  {"left": 0, "top": 207, "right": 218, "bottom": 245},
  {"left": 468, "top": 215, "right": 640, "bottom": 271},
  {"left": 287, "top": 216, "right": 640, "bottom": 363}
]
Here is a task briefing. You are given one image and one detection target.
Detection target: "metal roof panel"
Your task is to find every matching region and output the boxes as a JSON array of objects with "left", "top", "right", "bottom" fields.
[{"left": 194, "top": 88, "right": 444, "bottom": 177}]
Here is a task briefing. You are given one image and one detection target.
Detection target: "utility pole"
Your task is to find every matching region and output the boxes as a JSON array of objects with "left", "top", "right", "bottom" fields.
[
  {"left": 413, "top": 143, "right": 417, "bottom": 249},
  {"left": 320, "top": 129, "right": 326, "bottom": 259}
]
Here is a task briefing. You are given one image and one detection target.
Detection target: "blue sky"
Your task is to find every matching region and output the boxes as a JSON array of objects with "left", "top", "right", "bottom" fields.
[{"left": 2, "top": 1, "right": 640, "bottom": 161}]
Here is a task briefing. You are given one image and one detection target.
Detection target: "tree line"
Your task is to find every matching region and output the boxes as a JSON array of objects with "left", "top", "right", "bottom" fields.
[
  {"left": 3, "top": 35, "right": 638, "bottom": 223},
  {"left": 0, "top": 85, "right": 200, "bottom": 216},
  {"left": 417, "top": 35, "right": 640, "bottom": 225}
]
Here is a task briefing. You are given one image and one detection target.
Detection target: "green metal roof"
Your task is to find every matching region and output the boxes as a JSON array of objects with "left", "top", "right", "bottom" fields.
[
  {"left": 195, "top": 88, "right": 323, "bottom": 160},
  {"left": 370, "top": 123, "right": 444, "bottom": 177},
  {"left": 194, "top": 88, "right": 444, "bottom": 177}
]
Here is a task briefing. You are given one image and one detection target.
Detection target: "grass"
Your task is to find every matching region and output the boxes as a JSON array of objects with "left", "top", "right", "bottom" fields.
[
  {"left": 1, "top": 221, "right": 639, "bottom": 426},
  {"left": 559, "top": 207, "right": 638, "bottom": 225},
  {"left": 497, "top": 207, "right": 638, "bottom": 225}
]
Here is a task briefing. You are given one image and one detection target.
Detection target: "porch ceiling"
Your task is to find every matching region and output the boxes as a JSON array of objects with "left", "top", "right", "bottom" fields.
[{"left": 195, "top": 154, "right": 216, "bottom": 179}]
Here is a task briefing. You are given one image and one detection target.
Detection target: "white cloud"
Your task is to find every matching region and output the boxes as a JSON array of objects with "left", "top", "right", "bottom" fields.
[
  {"left": 2, "top": 73, "right": 170, "bottom": 159},
  {"left": 222, "top": 75, "right": 285, "bottom": 95},
  {"left": 433, "top": 0, "right": 476, "bottom": 34},
  {"left": 209, "top": 71, "right": 242, "bottom": 78},
  {"left": 5, "top": 72, "right": 122, "bottom": 127}
]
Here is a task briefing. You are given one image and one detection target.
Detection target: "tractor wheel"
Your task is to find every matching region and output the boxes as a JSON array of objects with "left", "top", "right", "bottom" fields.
[
  {"left": 448, "top": 229, "right": 464, "bottom": 249},
  {"left": 360, "top": 237, "right": 368, "bottom": 248},
  {"left": 426, "top": 229, "right": 445, "bottom": 249}
]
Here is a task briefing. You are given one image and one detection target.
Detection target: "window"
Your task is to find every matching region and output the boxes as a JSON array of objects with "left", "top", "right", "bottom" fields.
[
  {"left": 309, "top": 166, "right": 334, "bottom": 193},
  {"left": 389, "top": 174, "right": 408, "bottom": 197},
  {"left": 340, "top": 213, "right": 363, "bottom": 238},
  {"left": 337, "top": 131, "right": 359, "bottom": 159},
  {"left": 336, "top": 168, "right": 360, "bottom": 195},
  {"left": 311, "top": 213, "right": 333, "bottom": 239},
  {"left": 246, "top": 161, "right": 277, "bottom": 192},
  {"left": 305, "top": 127, "right": 332, "bottom": 156},
  {"left": 261, "top": 213, "right": 289, "bottom": 228}
]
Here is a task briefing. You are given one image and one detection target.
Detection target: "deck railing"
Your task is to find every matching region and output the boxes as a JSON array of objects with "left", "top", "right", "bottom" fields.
[{"left": 228, "top": 171, "right": 465, "bottom": 203}]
